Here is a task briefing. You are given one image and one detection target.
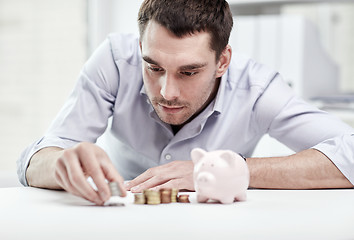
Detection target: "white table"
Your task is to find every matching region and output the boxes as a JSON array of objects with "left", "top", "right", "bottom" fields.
[{"left": 1, "top": 187, "right": 353, "bottom": 240}]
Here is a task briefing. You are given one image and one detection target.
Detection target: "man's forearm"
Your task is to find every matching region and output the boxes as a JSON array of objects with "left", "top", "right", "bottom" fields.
[
  {"left": 26, "top": 147, "right": 64, "bottom": 189},
  {"left": 247, "top": 148, "right": 353, "bottom": 189}
]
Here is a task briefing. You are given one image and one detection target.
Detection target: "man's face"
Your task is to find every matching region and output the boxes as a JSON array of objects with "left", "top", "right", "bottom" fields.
[{"left": 140, "top": 21, "right": 226, "bottom": 126}]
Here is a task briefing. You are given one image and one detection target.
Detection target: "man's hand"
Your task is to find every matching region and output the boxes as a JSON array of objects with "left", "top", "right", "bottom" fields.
[
  {"left": 125, "top": 161, "right": 194, "bottom": 192},
  {"left": 27, "top": 142, "right": 126, "bottom": 205}
]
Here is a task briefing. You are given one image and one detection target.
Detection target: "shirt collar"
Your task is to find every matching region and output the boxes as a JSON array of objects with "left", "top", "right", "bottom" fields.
[
  {"left": 140, "top": 82, "right": 147, "bottom": 95},
  {"left": 212, "top": 68, "right": 229, "bottom": 115}
]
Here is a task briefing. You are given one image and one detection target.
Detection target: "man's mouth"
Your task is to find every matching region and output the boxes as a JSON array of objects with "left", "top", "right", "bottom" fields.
[{"left": 159, "top": 104, "right": 184, "bottom": 113}]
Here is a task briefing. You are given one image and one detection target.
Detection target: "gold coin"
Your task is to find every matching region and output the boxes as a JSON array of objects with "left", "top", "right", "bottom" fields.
[
  {"left": 134, "top": 193, "right": 146, "bottom": 204},
  {"left": 160, "top": 188, "right": 172, "bottom": 203},
  {"left": 145, "top": 190, "right": 161, "bottom": 204},
  {"left": 178, "top": 194, "right": 190, "bottom": 203},
  {"left": 171, "top": 188, "right": 178, "bottom": 203}
]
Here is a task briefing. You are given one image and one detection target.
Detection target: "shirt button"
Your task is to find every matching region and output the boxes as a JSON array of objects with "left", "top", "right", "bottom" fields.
[{"left": 165, "top": 154, "right": 172, "bottom": 160}]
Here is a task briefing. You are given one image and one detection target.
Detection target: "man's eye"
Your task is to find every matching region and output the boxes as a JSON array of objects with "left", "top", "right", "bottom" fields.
[
  {"left": 148, "top": 66, "right": 162, "bottom": 72},
  {"left": 181, "top": 71, "right": 197, "bottom": 76}
]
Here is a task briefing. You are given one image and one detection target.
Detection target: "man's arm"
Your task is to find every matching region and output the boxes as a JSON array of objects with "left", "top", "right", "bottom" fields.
[
  {"left": 126, "top": 148, "right": 353, "bottom": 192},
  {"left": 26, "top": 143, "right": 127, "bottom": 205},
  {"left": 26, "top": 147, "right": 63, "bottom": 189},
  {"left": 247, "top": 148, "right": 353, "bottom": 189}
]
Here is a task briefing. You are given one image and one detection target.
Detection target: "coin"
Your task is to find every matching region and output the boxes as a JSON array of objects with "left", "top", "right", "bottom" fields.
[
  {"left": 134, "top": 193, "right": 146, "bottom": 204},
  {"left": 171, "top": 188, "right": 178, "bottom": 203},
  {"left": 106, "top": 202, "right": 125, "bottom": 207},
  {"left": 106, "top": 182, "right": 125, "bottom": 206},
  {"left": 144, "top": 189, "right": 161, "bottom": 205},
  {"left": 178, "top": 194, "right": 190, "bottom": 203},
  {"left": 104, "top": 196, "right": 125, "bottom": 207},
  {"left": 160, "top": 188, "right": 172, "bottom": 203},
  {"left": 109, "top": 181, "right": 122, "bottom": 197}
]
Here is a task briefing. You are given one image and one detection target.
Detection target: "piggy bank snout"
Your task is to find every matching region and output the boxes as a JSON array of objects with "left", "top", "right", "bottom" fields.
[{"left": 196, "top": 172, "right": 215, "bottom": 184}]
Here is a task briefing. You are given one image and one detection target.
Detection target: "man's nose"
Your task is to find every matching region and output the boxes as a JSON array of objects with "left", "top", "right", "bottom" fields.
[{"left": 160, "top": 74, "right": 180, "bottom": 100}]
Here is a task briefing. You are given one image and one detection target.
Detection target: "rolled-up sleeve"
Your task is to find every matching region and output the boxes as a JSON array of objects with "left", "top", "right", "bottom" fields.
[
  {"left": 17, "top": 38, "right": 119, "bottom": 186},
  {"left": 312, "top": 134, "right": 354, "bottom": 185},
  {"left": 254, "top": 75, "right": 354, "bottom": 184}
]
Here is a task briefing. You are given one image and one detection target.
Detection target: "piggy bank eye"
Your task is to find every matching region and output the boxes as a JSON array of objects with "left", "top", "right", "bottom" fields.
[{"left": 211, "top": 163, "right": 214, "bottom": 167}]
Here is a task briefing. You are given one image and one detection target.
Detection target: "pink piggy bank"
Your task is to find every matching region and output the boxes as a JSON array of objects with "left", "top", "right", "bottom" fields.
[{"left": 191, "top": 148, "right": 249, "bottom": 204}]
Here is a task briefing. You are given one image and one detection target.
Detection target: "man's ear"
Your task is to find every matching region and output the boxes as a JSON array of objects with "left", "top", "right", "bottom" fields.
[
  {"left": 139, "top": 41, "right": 142, "bottom": 51},
  {"left": 215, "top": 45, "right": 232, "bottom": 78}
]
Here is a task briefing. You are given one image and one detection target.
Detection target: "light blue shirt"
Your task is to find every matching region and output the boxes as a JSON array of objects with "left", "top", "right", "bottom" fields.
[{"left": 17, "top": 33, "right": 354, "bottom": 186}]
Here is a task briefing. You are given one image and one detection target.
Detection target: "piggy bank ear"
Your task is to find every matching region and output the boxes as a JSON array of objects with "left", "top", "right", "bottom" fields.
[
  {"left": 191, "top": 148, "right": 206, "bottom": 165},
  {"left": 220, "top": 150, "right": 236, "bottom": 167}
]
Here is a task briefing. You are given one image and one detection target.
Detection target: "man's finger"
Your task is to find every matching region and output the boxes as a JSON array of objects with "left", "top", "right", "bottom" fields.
[
  {"left": 55, "top": 166, "right": 77, "bottom": 194},
  {"left": 129, "top": 174, "right": 170, "bottom": 193},
  {"left": 149, "top": 179, "right": 177, "bottom": 192},
  {"left": 55, "top": 159, "right": 95, "bottom": 203},
  {"left": 126, "top": 161, "right": 192, "bottom": 191},
  {"left": 64, "top": 152, "right": 104, "bottom": 205},
  {"left": 77, "top": 149, "right": 112, "bottom": 203},
  {"left": 154, "top": 178, "right": 194, "bottom": 192},
  {"left": 101, "top": 161, "right": 127, "bottom": 197},
  {"left": 125, "top": 167, "right": 155, "bottom": 191}
]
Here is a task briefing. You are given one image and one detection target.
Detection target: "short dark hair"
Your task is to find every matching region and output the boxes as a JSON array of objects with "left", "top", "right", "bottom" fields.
[{"left": 138, "top": 0, "right": 233, "bottom": 60}]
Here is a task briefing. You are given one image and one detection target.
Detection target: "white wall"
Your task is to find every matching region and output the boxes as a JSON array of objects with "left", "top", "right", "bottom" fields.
[
  {"left": 0, "top": 0, "right": 87, "bottom": 186},
  {"left": 282, "top": 3, "right": 354, "bottom": 93},
  {"left": 88, "top": 0, "right": 143, "bottom": 53}
]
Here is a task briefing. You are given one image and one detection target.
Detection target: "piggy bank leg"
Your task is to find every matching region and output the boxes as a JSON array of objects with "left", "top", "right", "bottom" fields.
[
  {"left": 197, "top": 195, "right": 209, "bottom": 203},
  {"left": 219, "top": 197, "right": 235, "bottom": 204},
  {"left": 235, "top": 192, "right": 247, "bottom": 202}
]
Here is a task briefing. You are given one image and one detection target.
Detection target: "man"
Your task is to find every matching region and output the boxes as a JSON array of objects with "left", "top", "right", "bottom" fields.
[{"left": 18, "top": 0, "right": 354, "bottom": 205}]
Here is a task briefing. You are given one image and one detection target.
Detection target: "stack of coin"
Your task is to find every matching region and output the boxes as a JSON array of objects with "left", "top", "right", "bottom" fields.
[
  {"left": 142, "top": 189, "right": 150, "bottom": 199},
  {"left": 178, "top": 194, "right": 190, "bottom": 203},
  {"left": 106, "top": 181, "right": 124, "bottom": 206},
  {"left": 144, "top": 189, "right": 161, "bottom": 205},
  {"left": 160, "top": 188, "right": 172, "bottom": 203},
  {"left": 109, "top": 181, "right": 122, "bottom": 197},
  {"left": 171, "top": 188, "right": 178, "bottom": 203},
  {"left": 134, "top": 193, "right": 146, "bottom": 204}
]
